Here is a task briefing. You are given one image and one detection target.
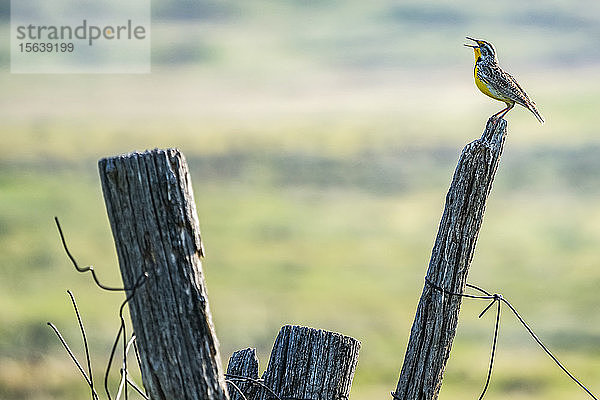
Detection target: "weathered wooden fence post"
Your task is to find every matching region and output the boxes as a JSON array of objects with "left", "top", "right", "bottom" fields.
[
  {"left": 392, "top": 118, "right": 508, "bottom": 400},
  {"left": 99, "top": 149, "right": 229, "bottom": 400},
  {"left": 227, "top": 325, "right": 360, "bottom": 400},
  {"left": 261, "top": 325, "right": 360, "bottom": 400}
]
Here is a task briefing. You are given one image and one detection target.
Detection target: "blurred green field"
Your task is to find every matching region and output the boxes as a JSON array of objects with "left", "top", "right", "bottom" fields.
[{"left": 1, "top": 1, "right": 600, "bottom": 399}]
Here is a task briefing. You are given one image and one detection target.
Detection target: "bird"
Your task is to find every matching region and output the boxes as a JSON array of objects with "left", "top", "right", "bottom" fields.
[{"left": 464, "top": 36, "right": 544, "bottom": 124}]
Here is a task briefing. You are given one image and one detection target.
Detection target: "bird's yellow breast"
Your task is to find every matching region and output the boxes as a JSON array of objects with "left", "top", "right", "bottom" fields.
[{"left": 474, "top": 64, "right": 509, "bottom": 103}]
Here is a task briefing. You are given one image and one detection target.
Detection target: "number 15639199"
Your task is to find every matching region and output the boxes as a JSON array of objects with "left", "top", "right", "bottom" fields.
[{"left": 19, "top": 42, "right": 74, "bottom": 52}]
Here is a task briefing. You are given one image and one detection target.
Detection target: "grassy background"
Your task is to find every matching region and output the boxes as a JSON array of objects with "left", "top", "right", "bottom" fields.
[{"left": 1, "top": 1, "right": 600, "bottom": 399}]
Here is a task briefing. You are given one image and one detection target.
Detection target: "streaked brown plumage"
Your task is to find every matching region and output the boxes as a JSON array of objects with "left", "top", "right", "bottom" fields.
[{"left": 465, "top": 37, "right": 544, "bottom": 124}]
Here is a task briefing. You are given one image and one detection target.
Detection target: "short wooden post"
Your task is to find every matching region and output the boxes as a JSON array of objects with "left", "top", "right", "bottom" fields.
[
  {"left": 226, "top": 348, "right": 259, "bottom": 400},
  {"left": 260, "top": 325, "right": 361, "bottom": 400},
  {"left": 392, "top": 118, "right": 508, "bottom": 399},
  {"left": 99, "top": 149, "right": 229, "bottom": 400}
]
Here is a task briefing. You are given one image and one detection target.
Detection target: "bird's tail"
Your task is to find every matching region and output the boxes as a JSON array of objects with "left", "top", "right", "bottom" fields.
[{"left": 527, "top": 103, "right": 545, "bottom": 124}]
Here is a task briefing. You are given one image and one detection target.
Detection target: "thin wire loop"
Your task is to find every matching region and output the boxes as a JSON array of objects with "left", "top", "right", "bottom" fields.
[
  {"left": 52, "top": 217, "right": 149, "bottom": 400},
  {"left": 54, "top": 216, "right": 144, "bottom": 292},
  {"left": 224, "top": 373, "right": 281, "bottom": 400},
  {"left": 477, "top": 298, "right": 500, "bottom": 400},
  {"left": 106, "top": 272, "right": 148, "bottom": 400}
]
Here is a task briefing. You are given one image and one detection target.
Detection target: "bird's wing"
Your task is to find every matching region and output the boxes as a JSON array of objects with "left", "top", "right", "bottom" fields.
[
  {"left": 495, "top": 66, "right": 545, "bottom": 124},
  {"left": 494, "top": 66, "right": 534, "bottom": 108}
]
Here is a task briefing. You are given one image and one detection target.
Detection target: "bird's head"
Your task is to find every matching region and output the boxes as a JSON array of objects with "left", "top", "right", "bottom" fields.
[{"left": 464, "top": 37, "right": 497, "bottom": 63}]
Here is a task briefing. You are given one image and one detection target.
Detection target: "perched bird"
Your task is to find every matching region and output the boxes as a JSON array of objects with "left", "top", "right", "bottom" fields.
[{"left": 465, "top": 36, "right": 544, "bottom": 124}]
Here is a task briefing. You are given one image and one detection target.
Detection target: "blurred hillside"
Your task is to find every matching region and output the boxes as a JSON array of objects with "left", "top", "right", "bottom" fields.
[{"left": 1, "top": 1, "right": 600, "bottom": 399}]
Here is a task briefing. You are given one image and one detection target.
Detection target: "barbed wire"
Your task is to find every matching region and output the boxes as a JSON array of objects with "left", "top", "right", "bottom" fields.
[
  {"left": 48, "top": 217, "right": 148, "bottom": 400},
  {"left": 421, "top": 276, "right": 598, "bottom": 400},
  {"left": 52, "top": 215, "right": 597, "bottom": 400}
]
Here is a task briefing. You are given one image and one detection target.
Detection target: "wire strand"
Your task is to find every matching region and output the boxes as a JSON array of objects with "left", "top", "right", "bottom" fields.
[
  {"left": 53, "top": 217, "right": 148, "bottom": 400},
  {"left": 224, "top": 374, "right": 281, "bottom": 400},
  {"left": 55, "top": 216, "right": 146, "bottom": 292},
  {"left": 66, "top": 290, "right": 98, "bottom": 400},
  {"left": 47, "top": 322, "right": 98, "bottom": 397},
  {"left": 424, "top": 276, "right": 598, "bottom": 400}
]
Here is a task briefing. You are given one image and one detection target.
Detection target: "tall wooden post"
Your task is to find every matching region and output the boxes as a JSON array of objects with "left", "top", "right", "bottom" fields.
[
  {"left": 393, "top": 118, "right": 508, "bottom": 399},
  {"left": 99, "top": 149, "right": 229, "bottom": 400}
]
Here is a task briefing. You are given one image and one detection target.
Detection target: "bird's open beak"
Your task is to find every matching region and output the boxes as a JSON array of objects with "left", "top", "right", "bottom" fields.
[{"left": 464, "top": 36, "right": 479, "bottom": 48}]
